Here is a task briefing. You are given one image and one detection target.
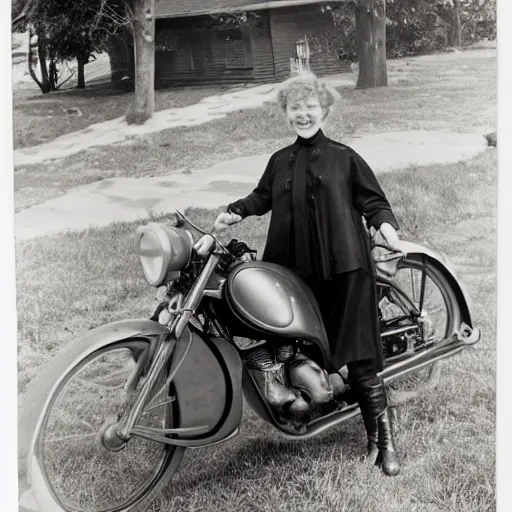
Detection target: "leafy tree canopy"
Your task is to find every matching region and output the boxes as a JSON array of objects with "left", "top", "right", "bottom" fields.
[
  {"left": 318, "top": 0, "right": 495, "bottom": 62},
  {"left": 29, "top": 0, "right": 132, "bottom": 61}
]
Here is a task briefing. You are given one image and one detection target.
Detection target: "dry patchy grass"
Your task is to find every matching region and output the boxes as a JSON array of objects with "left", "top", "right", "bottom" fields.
[
  {"left": 13, "top": 82, "right": 230, "bottom": 150},
  {"left": 17, "top": 151, "right": 496, "bottom": 511},
  {"left": 13, "top": 49, "right": 495, "bottom": 212}
]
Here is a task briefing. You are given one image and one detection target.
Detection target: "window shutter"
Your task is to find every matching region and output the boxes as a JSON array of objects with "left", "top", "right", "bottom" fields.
[{"left": 241, "top": 25, "right": 254, "bottom": 68}]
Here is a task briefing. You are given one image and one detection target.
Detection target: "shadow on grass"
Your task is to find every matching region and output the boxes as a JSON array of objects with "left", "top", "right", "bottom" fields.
[
  {"left": 20, "top": 81, "right": 131, "bottom": 102},
  {"left": 169, "top": 420, "right": 363, "bottom": 493}
]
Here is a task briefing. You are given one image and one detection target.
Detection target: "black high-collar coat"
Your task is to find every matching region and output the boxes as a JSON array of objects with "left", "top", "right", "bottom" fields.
[{"left": 228, "top": 129, "right": 398, "bottom": 282}]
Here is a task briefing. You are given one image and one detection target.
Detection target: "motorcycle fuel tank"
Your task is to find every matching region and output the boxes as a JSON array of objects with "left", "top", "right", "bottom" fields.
[{"left": 225, "top": 262, "right": 330, "bottom": 363}]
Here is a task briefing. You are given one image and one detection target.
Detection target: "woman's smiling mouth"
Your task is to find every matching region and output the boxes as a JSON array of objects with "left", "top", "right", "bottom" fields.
[{"left": 296, "top": 120, "right": 312, "bottom": 128}]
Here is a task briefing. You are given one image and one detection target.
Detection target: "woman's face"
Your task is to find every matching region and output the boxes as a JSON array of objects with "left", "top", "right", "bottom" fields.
[{"left": 286, "top": 95, "right": 325, "bottom": 139}]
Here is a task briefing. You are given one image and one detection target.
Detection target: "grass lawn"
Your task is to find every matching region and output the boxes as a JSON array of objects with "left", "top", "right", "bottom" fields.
[
  {"left": 13, "top": 82, "right": 230, "bottom": 150},
  {"left": 17, "top": 149, "right": 496, "bottom": 511},
  {"left": 13, "top": 49, "right": 496, "bottom": 212}
]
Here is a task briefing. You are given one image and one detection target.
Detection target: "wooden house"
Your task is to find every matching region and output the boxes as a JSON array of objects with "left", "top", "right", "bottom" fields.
[
  {"left": 151, "top": 0, "right": 347, "bottom": 87},
  {"left": 14, "top": 0, "right": 349, "bottom": 88}
]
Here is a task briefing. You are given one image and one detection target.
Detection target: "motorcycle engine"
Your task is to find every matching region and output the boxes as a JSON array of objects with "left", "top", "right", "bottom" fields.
[
  {"left": 382, "top": 330, "right": 421, "bottom": 358},
  {"left": 378, "top": 295, "right": 422, "bottom": 357},
  {"left": 245, "top": 342, "right": 336, "bottom": 421}
]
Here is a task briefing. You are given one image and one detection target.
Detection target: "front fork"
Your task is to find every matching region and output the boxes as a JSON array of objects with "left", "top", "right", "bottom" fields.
[{"left": 102, "top": 254, "right": 220, "bottom": 450}]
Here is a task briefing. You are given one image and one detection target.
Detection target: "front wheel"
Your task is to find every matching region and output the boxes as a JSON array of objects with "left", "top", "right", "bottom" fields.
[{"left": 25, "top": 338, "right": 185, "bottom": 512}]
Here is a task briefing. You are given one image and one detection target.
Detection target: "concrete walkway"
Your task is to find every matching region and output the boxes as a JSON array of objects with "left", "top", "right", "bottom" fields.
[{"left": 14, "top": 130, "right": 488, "bottom": 241}]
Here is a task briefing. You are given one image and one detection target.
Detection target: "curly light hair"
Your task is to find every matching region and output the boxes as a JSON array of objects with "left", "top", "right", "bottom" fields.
[{"left": 277, "top": 71, "right": 340, "bottom": 118}]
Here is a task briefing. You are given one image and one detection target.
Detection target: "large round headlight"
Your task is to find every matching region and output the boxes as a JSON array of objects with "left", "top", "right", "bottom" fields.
[{"left": 135, "top": 223, "right": 193, "bottom": 286}]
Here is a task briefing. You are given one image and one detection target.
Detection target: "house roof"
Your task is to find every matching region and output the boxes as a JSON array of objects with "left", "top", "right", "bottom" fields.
[
  {"left": 155, "top": 0, "right": 344, "bottom": 19},
  {"left": 13, "top": 0, "right": 342, "bottom": 28}
]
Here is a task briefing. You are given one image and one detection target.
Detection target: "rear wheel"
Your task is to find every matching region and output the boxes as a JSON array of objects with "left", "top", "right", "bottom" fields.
[
  {"left": 28, "top": 338, "right": 184, "bottom": 512},
  {"left": 379, "top": 254, "right": 461, "bottom": 405}
]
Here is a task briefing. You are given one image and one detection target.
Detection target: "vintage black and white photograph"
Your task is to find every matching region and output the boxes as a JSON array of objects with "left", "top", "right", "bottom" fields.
[{"left": 9, "top": 0, "right": 501, "bottom": 511}]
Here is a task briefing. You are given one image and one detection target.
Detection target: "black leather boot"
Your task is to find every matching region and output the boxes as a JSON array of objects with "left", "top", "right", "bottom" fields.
[
  {"left": 352, "top": 374, "right": 400, "bottom": 475},
  {"left": 359, "top": 400, "right": 380, "bottom": 463},
  {"left": 375, "top": 407, "right": 401, "bottom": 476},
  {"left": 352, "top": 380, "right": 380, "bottom": 463}
]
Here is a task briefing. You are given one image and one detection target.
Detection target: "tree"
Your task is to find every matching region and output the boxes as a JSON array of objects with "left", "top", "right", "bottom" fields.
[
  {"left": 19, "top": 0, "right": 157, "bottom": 123},
  {"left": 355, "top": 0, "right": 388, "bottom": 88},
  {"left": 448, "top": 0, "right": 461, "bottom": 47},
  {"left": 27, "top": 0, "right": 131, "bottom": 90},
  {"left": 12, "top": 0, "right": 26, "bottom": 22},
  {"left": 320, "top": 0, "right": 495, "bottom": 68},
  {"left": 445, "top": 0, "right": 496, "bottom": 48},
  {"left": 460, "top": 0, "right": 496, "bottom": 43},
  {"left": 125, "top": 0, "right": 155, "bottom": 124},
  {"left": 26, "top": 26, "right": 52, "bottom": 93}
]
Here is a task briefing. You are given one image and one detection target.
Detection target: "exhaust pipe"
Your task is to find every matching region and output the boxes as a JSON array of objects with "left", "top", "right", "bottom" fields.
[{"left": 380, "top": 323, "right": 480, "bottom": 384}]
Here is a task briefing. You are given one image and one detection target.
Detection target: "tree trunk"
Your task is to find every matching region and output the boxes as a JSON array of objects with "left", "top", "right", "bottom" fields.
[
  {"left": 128, "top": 42, "right": 135, "bottom": 78},
  {"left": 449, "top": 0, "right": 462, "bottom": 48},
  {"left": 49, "top": 56, "right": 58, "bottom": 91},
  {"left": 38, "top": 42, "right": 51, "bottom": 91},
  {"left": 126, "top": 0, "right": 155, "bottom": 125},
  {"left": 77, "top": 54, "right": 86, "bottom": 89},
  {"left": 28, "top": 28, "right": 51, "bottom": 94},
  {"left": 355, "top": 0, "right": 388, "bottom": 89}
]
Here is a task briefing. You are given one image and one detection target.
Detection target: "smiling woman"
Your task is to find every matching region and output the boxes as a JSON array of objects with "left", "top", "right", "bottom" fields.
[
  {"left": 213, "top": 70, "right": 404, "bottom": 476},
  {"left": 277, "top": 71, "right": 340, "bottom": 138}
]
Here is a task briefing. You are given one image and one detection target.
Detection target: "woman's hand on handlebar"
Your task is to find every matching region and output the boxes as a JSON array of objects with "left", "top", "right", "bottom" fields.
[
  {"left": 213, "top": 212, "right": 242, "bottom": 235},
  {"left": 194, "top": 234, "right": 216, "bottom": 257},
  {"left": 193, "top": 211, "right": 243, "bottom": 257}
]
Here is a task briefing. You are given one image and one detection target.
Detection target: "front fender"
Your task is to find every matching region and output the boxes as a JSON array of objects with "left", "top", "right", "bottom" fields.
[
  {"left": 19, "top": 319, "right": 169, "bottom": 484},
  {"left": 60, "top": 319, "right": 170, "bottom": 358},
  {"left": 169, "top": 326, "right": 243, "bottom": 448},
  {"left": 397, "top": 240, "right": 475, "bottom": 328}
]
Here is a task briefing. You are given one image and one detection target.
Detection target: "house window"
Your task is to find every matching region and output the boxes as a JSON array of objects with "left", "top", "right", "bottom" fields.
[
  {"left": 213, "top": 27, "right": 253, "bottom": 69},
  {"left": 224, "top": 35, "right": 245, "bottom": 68},
  {"left": 156, "top": 28, "right": 194, "bottom": 71}
]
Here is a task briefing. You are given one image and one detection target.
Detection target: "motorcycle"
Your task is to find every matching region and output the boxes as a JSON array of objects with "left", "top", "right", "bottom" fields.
[{"left": 19, "top": 210, "right": 480, "bottom": 512}]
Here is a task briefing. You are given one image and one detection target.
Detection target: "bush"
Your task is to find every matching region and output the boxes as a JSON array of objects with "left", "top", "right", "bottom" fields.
[
  {"left": 386, "top": 0, "right": 496, "bottom": 57},
  {"left": 328, "top": 5, "right": 358, "bottom": 62},
  {"left": 321, "top": 0, "right": 496, "bottom": 63},
  {"left": 386, "top": 0, "right": 451, "bottom": 57},
  {"left": 458, "top": 0, "right": 497, "bottom": 43}
]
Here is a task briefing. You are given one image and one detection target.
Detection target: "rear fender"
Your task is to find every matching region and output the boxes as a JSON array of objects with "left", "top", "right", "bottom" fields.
[{"left": 397, "top": 241, "right": 475, "bottom": 328}]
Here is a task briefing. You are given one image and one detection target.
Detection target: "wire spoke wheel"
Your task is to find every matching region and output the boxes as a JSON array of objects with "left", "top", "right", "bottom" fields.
[
  {"left": 381, "top": 255, "right": 461, "bottom": 405},
  {"left": 32, "top": 338, "right": 184, "bottom": 512}
]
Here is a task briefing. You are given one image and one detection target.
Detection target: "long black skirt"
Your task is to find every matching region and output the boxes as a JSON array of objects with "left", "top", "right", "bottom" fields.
[{"left": 308, "top": 268, "right": 384, "bottom": 373}]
